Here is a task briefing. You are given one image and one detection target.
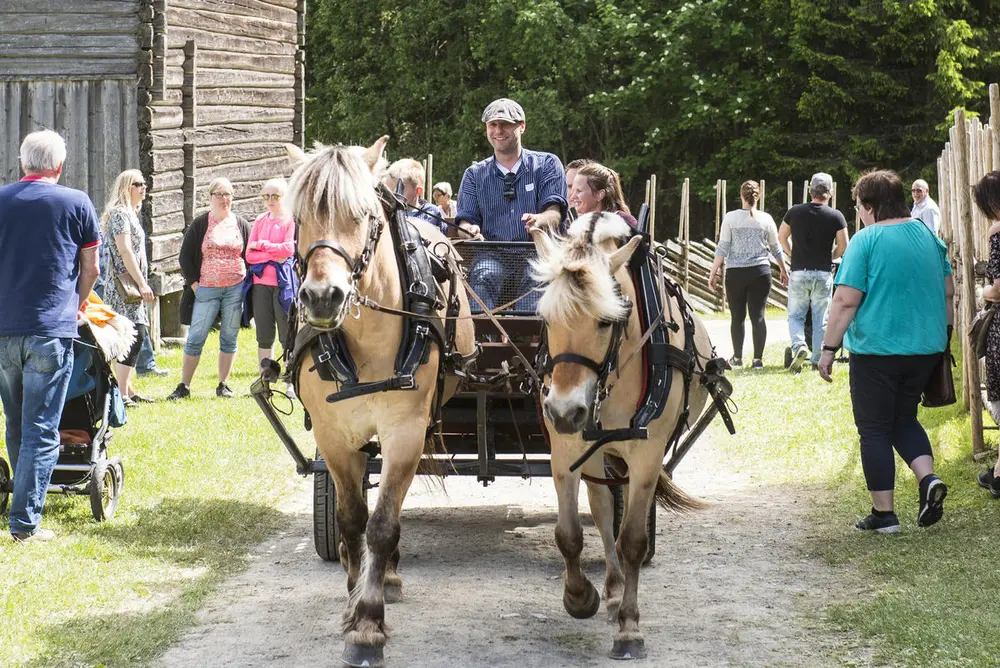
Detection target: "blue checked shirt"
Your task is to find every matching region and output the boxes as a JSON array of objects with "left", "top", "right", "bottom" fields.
[
  {"left": 455, "top": 149, "right": 568, "bottom": 241},
  {"left": 408, "top": 199, "right": 447, "bottom": 234}
]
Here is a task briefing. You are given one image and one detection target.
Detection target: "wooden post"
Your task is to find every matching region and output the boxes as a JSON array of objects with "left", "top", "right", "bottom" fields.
[
  {"left": 644, "top": 178, "right": 651, "bottom": 206},
  {"left": 649, "top": 174, "right": 657, "bottom": 243},
  {"left": 721, "top": 179, "right": 727, "bottom": 216},
  {"left": 715, "top": 179, "right": 722, "bottom": 240},
  {"left": 760, "top": 178, "right": 766, "bottom": 212},
  {"left": 293, "top": 0, "right": 306, "bottom": 148},
  {"left": 786, "top": 180, "right": 793, "bottom": 212},
  {"left": 955, "top": 109, "right": 986, "bottom": 454},
  {"left": 181, "top": 40, "right": 197, "bottom": 227},
  {"left": 802, "top": 180, "right": 808, "bottom": 204},
  {"left": 426, "top": 153, "right": 433, "bottom": 198},
  {"left": 831, "top": 182, "right": 837, "bottom": 209},
  {"left": 937, "top": 155, "right": 948, "bottom": 243},
  {"left": 992, "top": 84, "right": 1000, "bottom": 169},
  {"left": 682, "top": 178, "right": 691, "bottom": 291}
]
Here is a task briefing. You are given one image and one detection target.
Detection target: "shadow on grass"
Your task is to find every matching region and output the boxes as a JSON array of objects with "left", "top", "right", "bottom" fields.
[{"left": 27, "top": 497, "right": 285, "bottom": 668}]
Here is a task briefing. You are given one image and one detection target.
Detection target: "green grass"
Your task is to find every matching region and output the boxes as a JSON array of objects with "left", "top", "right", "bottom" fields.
[
  {"left": 0, "top": 329, "right": 305, "bottom": 667},
  {"left": 712, "top": 342, "right": 1000, "bottom": 667}
]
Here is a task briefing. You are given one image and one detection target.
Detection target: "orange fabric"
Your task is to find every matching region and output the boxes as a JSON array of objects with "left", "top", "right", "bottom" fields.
[{"left": 81, "top": 292, "right": 120, "bottom": 327}]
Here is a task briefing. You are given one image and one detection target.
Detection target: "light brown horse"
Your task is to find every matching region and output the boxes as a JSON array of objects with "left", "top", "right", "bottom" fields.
[
  {"left": 287, "top": 137, "right": 475, "bottom": 668},
  {"left": 531, "top": 212, "right": 713, "bottom": 660}
]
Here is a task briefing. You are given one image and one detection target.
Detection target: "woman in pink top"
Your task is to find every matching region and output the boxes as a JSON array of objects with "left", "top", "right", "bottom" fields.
[{"left": 246, "top": 178, "right": 296, "bottom": 375}]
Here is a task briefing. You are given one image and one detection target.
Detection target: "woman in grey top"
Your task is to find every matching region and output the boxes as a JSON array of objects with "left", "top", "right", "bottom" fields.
[{"left": 709, "top": 180, "right": 788, "bottom": 369}]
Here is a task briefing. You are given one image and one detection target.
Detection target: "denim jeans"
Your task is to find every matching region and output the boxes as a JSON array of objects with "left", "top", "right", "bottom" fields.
[
  {"left": 136, "top": 327, "right": 157, "bottom": 372},
  {"left": 184, "top": 284, "right": 243, "bottom": 356},
  {"left": 0, "top": 336, "right": 74, "bottom": 535},
  {"left": 787, "top": 270, "right": 833, "bottom": 364},
  {"left": 469, "top": 252, "right": 539, "bottom": 313}
]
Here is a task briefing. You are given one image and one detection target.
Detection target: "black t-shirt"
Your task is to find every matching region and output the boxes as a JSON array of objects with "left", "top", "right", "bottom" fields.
[{"left": 782, "top": 203, "right": 847, "bottom": 271}]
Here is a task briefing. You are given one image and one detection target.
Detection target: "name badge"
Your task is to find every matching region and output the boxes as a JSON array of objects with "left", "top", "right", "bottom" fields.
[{"left": 525, "top": 183, "right": 534, "bottom": 192}]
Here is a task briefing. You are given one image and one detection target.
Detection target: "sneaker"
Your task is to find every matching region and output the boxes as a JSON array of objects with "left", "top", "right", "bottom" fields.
[
  {"left": 811, "top": 362, "right": 819, "bottom": 371},
  {"left": 122, "top": 396, "right": 137, "bottom": 409},
  {"left": 137, "top": 367, "right": 169, "bottom": 377},
  {"left": 166, "top": 383, "right": 191, "bottom": 400},
  {"left": 12, "top": 528, "right": 56, "bottom": 543},
  {"left": 855, "top": 511, "right": 900, "bottom": 533},
  {"left": 789, "top": 346, "right": 809, "bottom": 373},
  {"left": 216, "top": 382, "right": 234, "bottom": 398},
  {"left": 728, "top": 356, "right": 743, "bottom": 367},
  {"left": 978, "top": 470, "right": 1000, "bottom": 499},
  {"left": 129, "top": 393, "right": 155, "bottom": 404},
  {"left": 750, "top": 359, "right": 764, "bottom": 370},
  {"left": 918, "top": 476, "right": 948, "bottom": 527}
]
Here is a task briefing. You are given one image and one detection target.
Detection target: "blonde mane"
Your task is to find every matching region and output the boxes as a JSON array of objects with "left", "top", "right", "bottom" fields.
[
  {"left": 286, "top": 144, "right": 386, "bottom": 232},
  {"left": 532, "top": 212, "right": 632, "bottom": 324}
]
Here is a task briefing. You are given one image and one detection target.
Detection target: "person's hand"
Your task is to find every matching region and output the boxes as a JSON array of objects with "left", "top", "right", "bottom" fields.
[
  {"left": 78, "top": 300, "right": 89, "bottom": 322},
  {"left": 709, "top": 271, "right": 719, "bottom": 292},
  {"left": 459, "top": 223, "right": 483, "bottom": 240},
  {"left": 779, "top": 268, "right": 789, "bottom": 288},
  {"left": 247, "top": 241, "right": 258, "bottom": 251},
  {"left": 191, "top": 281, "right": 199, "bottom": 294},
  {"left": 818, "top": 349, "right": 836, "bottom": 382},
  {"left": 141, "top": 282, "right": 155, "bottom": 302},
  {"left": 522, "top": 213, "right": 545, "bottom": 232}
]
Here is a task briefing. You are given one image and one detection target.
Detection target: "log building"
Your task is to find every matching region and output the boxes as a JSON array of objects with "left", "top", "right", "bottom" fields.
[{"left": 0, "top": 0, "right": 306, "bottom": 337}]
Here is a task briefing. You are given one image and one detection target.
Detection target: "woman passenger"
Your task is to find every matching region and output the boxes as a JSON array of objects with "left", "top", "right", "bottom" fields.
[
  {"left": 571, "top": 162, "right": 637, "bottom": 227},
  {"left": 169, "top": 178, "right": 251, "bottom": 400}
]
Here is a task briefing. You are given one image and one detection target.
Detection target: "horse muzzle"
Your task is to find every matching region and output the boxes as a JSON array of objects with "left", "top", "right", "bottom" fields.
[
  {"left": 543, "top": 395, "right": 590, "bottom": 434},
  {"left": 299, "top": 280, "right": 350, "bottom": 330}
]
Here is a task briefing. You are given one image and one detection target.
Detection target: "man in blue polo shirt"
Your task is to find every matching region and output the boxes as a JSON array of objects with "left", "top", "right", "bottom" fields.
[
  {"left": 456, "top": 98, "right": 567, "bottom": 310},
  {"left": 0, "top": 129, "right": 101, "bottom": 543}
]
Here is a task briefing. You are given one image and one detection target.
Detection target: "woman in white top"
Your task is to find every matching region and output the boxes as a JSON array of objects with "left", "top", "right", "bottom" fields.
[{"left": 431, "top": 181, "right": 458, "bottom": 219}]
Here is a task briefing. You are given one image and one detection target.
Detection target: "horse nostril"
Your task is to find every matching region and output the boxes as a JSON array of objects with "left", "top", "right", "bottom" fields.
[
  {"left": 570, "top": 406, "right": 588, "bottom": 428},
  {"left": 328, "top": 285, "right": 344, "bottom": 310}
]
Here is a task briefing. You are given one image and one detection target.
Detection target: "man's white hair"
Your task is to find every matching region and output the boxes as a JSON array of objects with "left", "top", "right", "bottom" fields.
[
  {"left": 20, "top": 129, "right": 66, "bottom": 172},
  {"left": 913, "top": 179, "right": 929, "bottom": 190}
]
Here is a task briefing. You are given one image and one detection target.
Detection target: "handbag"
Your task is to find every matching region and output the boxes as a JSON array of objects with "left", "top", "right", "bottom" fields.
[
  {"left": 969, "top": 304, "right": 997, "bottom": 359},
  {"left": 114, "top": 270, "right": 143, "bottom": 305},
  {"left": 921, "top": 349, "right": 957, "bottom": 408}
]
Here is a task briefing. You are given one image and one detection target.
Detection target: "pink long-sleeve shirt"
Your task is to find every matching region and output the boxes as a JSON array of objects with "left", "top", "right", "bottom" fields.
[{"left": 245, "top": 212, "right": 296, "bottom": 286}]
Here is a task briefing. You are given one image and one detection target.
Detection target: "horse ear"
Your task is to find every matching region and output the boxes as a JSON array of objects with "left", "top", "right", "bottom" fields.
[
  {"left": 530, "top": 227, "right": 555, "bottom": 263},
  {"left": 285, "top": 144, "right": 307, "bottom": 169},
  {"left": 363, "top": 135, "right": 390, "bottom": 170},
  {"left": 607, "top": 235, "right": 641, "bottom": 274}
]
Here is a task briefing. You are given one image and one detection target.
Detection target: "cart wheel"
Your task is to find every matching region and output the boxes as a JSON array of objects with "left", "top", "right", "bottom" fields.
[
  {"left": 0, "top": 458, "right": 10, "bottom": 515},
  {"left": 313, "top": 468, "right": 340, "bottom": 562},
  {"left": 89, "top": 458, "right": 120, "bottom": 522},
  {"left": 783, "top": 346, "right": 793, "bottom": 369},
  {"left": 610, "top": 485, "right": 656, "bottom": 565}
]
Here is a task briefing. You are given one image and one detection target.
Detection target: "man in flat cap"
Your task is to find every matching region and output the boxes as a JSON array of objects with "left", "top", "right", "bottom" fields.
[{"left": 456, "top": 98, "right": 567, "bottom": 310}]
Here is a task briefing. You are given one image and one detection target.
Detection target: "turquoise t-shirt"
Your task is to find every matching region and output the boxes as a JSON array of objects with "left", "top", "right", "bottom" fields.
[{"left": 834, "top": 220, "right": 952, "bottom": 356}]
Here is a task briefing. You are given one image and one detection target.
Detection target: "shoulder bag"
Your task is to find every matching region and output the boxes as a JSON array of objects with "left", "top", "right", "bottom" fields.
[
  {"left": 969, "top": 304, "right": 997, "bottom": 360},
  {"left": 114, "top": 270, "right": 143, "bottom": 305}
]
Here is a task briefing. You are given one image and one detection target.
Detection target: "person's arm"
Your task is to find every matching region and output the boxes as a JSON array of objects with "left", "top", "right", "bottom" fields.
[
  {"left": 454, "top": 167, "right": 484, "bottom": 239},
  {"left": 522, "top": 204, "right": 563, "bottom": 232},
  {"left": 817, "top": 285, "right": 864, "bottom": 381},
  {"left": 708, "top": 255, "right": 725, "bottom": 292},
  {"left": 767, "top": 217, "right": 788, "bottom": 285},
  {"left": 832, "top": 228, "right": 849, "bottom": 260},
  {"left": 523, "top": 153, "right": 568, "bottom": 232},
  {"left": 777, "top": 221, "right": 793, "bottom": 260},
  {"left": 114, "top": 232, "right": 154, "bottom": 301},
  {"left": 709, "top": 215, "right": 732, "bottom": 291},
  {"left": 178, "top": 214, "right": 206, "bottom": 291},
  {"left": 78, "top": 246, "right": 100, "bottom": 310}
]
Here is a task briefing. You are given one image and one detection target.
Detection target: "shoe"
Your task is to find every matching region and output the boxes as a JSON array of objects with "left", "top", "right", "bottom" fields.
[
  {"left": 166, "top": 383, "right": 191, "bottom": 400},
  {"left": 137, "top": 367, "right": 169, "bottom": 377},
  {"left": 12, "top": 528, "right": 56, "bottom": 543},
  {"left": 918, "top": 476, "right": 947, "bottom": 527},
  {"left": 789, "top": 346, "right": 809, "bottom": 373},
  {"left": 122, "top": 396, "right": 137, "bottom": 409},
  {"left": 728, "top": 356, "right": 743, "bottom": 367},
  {"left": 129, "top": 393, "right": 155, "bottom": 404},
  {"left": 811, "top": 362, "right": 819, "bottom": 371},
  {"left": 978, "top": 470, "right": 1000, "bottom": 499},
  {"left": 750, "top": 359, "right": 764, "bottom": 370},
  {"left": 855, "top": 511, "right": 900, "bottom": 534},
  {"left": 216, "top": 382, "right": 234, "bottom": 398}
]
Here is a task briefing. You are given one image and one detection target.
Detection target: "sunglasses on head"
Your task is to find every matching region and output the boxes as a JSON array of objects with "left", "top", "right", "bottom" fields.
[{"left": 503, "top": 172, "right": 517, "bottom": 201}]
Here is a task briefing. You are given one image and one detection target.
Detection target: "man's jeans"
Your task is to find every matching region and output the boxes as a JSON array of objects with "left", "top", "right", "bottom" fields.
[
  {"left": 787, "top": 270, "right": 833, "bottom": 364},
  {"left": 0, "top": 336, "right": 74, "bottom": 535},
  {"left": 469, "top": 252, "right": 539, "bottom": 314}
]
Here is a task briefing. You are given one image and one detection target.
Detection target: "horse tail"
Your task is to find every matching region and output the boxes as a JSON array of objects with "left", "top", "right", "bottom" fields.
[
  {"left": 415, "top": 427, "right": 447, "bottom": 486},
  {"left": 653, "top": 469, "right": 707, "bottom": 512}
]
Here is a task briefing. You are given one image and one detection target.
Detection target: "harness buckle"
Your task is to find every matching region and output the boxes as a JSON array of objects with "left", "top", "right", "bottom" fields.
[
  {"left": 316, "top": 350, "right": 332, "bottom": 364},
  {"left": 398, "top": 374, "right": 416, "bottom": 390}
]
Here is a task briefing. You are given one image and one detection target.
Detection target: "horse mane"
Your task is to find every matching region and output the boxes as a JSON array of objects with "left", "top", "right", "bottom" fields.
[
  {"left": 532, "top": 212, "right": 632, "bottom": 324},
  {"left": 286, "top": 143, "right": 386, "bottom": 232}
]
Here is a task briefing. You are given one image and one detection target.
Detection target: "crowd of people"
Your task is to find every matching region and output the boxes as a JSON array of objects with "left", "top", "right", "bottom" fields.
[{"left": 0, "top": 98, "right": 994, "bottom": 544}]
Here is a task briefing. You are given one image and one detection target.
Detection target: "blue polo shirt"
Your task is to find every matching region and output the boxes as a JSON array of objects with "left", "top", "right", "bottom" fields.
[
  {"left": 455, "top": 149, "right": 567, "bottom": 241},
  {"left": 0, "top": 179, "right": 101, "bottom": 338}
]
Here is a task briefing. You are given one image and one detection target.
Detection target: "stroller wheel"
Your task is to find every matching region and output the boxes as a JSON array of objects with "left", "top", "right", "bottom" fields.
[
  {"left": 89, "top": 459, "right": 121, "bottom": 522},
  {"left": 0, "top": 457, "right": 10, "bottom": 515}
]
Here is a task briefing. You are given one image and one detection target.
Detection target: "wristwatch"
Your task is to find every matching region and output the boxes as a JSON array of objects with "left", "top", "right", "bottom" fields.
[{"left": 821, "top": 344, "right": 840, "bottom": 353}]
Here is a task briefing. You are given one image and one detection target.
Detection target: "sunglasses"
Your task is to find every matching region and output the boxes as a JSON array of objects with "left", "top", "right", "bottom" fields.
[
  {"left": 503, "top": 172, "right": 517, "bottom": 201},
  {"left": 261, "top": 193, "right": 282, "bottom": 201}
]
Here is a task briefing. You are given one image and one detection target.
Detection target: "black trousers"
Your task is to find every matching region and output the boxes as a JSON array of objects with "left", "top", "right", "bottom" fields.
[
  {"left": 725, "top": 265, "right": 771, "bottom": 360},
  {"left": 121, "top": 323, "right": 147, "bottom": 368},
  {"left": 849, "top": 353, "right": 938, "bottom": 491}
]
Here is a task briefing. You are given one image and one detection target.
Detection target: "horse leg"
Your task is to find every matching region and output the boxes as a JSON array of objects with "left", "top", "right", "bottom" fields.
[
  {"left": 552, "top": 445, "right": 601, "bottom": 619},
  {"left": 583, "top": 468, "right": 625, "bottom": 623},
  {"left": 610, "top": 464, "right": 658, "bottom": 660},
  {"left": 326, "top": 448, "right": 369, "bottom": 592},
  {"left": 342, "top": 433, "right": 421, "bottom": 668},
  {"left": 383, "top": 546, "right": 402, "bottom": 603}
]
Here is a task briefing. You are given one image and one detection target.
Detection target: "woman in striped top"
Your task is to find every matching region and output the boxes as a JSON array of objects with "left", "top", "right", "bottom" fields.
[{"left": 709, "top": 180, "right": 788, "bottom": 369}]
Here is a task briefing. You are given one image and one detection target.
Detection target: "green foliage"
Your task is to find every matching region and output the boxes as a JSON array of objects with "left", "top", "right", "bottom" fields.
[{"left": 306, "top": 0, "right": 1000, "bottom": 235}]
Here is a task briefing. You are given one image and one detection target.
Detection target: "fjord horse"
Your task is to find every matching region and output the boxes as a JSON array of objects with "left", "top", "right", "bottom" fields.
[
  {"left": 287, "top": 137, "right": 475, "bottom": 667},
  {"left": 531, "top": 212, "right": 713, "bottom": 659}
]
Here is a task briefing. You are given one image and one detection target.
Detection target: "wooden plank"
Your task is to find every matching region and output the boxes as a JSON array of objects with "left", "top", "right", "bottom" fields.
[
  {"left": 166, "top": 49, "right": 295, "bottom": 74},
  {"left": 150, "top": 148, "right": 186, "bottom": 172},
  {"left": 87, "top": 82, "right": 107, "bottom": 215},
  {"left": 198, "top": 87, "right": 294, "bottom": 108},
  {"left": 151, "top": 231, "right": 184, "bottom": 261},
  {"left": 184, "top": 121, "right": 294, "bottom": 146},
  {"left": 168, "top": 6, "right": 297, "bottom": 44},
  {"left": 152, "top": 209, "right": 186, "bottom": 234},
  {"left": 1, "top": 0, "right": 139, "bottom": 13},
  {"left": 0, "top": 46, "right": 140, "bottom": 59},
  {"left": 149, "top": 128, "right": 184, "bottom": 150},
  {"left": 151, "top": 169, "right": 184, "bottom": 192},
  {"left": 53, "top": 83, "right": 80, "bottom": 192},
  {"left": 197, "top": 142, "right": 287, "bottom": 168},
  {"left": 148, "top": 268, "right": 184, "bottom": 294},
  {"left": 166, "top": 25, "right": 296, "bottom": 55},
  {"left": 0, "top": 83, "right": 19, "bottom": 184},
  {"left": 0, "top": 14, "right": 138, "bottom": 34},
  {"left": 0, "top": 59, "right": 137, "bottom": 79},
  {"left": 170, "top": 0, "right": 297, "bottom": 23},
  {"left": 182, "top": 40, "right": 197, "bottom": 129},
  {"left": 103, "top": 80, "right": 124, "bottom": 188},
  {"left": 198, "top": 69, "right": 295, "bottom": 89},
  {"left": 150, "top": 189, "right": 185, "bottom": 217},
  {"left": 150, "top": 104, "right": 183, "bottom": 130},
  {"left": 0, "top": 34, "right": 138, "bottom": 50},
  {"left": 197, "top": 105, "right": 294, "bottom": 126},
  {"left": 197, "top": 156, "right": 291, "bottom": 190},
  {"left": 26, "top": 80, "right": 56, "bottom": 131},
  {"left": 122, "top": 83, "right": 140, "bottom": 171}
]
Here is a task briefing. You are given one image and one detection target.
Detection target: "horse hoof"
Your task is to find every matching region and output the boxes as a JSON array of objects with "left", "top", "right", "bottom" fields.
[
  {"left": 384, "top": 582, "right": 402, "bottom": 604},
  {"left": 609, "top": 637, "right": 646, "bottom": 660},
  {"left": 342, "top": 643, "right": 384, "bottom": 668},
  {"left": 563, "top": 582, "right": 601, "bottom": 619}
]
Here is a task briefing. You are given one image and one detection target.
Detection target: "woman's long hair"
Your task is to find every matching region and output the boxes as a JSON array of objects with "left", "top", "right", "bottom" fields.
[
  {"left": 577, "top": 163, "right": 630, "bottom": 214},
  {"left": 100, "top": 169, "right": 143, "bottom": 232},
  {"left": 740, "top": 180, "right": 760, "bottom": 219}
]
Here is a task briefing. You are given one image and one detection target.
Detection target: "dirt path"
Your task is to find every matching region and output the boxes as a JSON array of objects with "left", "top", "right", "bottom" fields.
[{"left": 155, "top": 432, "right": 870, "bottom": 668}]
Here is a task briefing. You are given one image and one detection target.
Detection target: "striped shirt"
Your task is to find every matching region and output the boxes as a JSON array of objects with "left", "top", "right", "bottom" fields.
[
  {"left": 456, "top": 149, "right": 567, "bottom": 241},
  {"left": 715, "top": 208, "right": 783, "bottom": 269}
]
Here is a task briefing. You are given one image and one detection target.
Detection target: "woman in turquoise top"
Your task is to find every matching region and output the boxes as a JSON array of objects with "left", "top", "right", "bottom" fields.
[{"left": 818, "top": 170, "right": 954, "bottom": 534}]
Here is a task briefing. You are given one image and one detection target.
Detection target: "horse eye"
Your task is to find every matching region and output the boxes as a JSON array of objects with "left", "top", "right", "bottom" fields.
[{"left": 598, "top": 320, "right": 612, "bottom": 329}]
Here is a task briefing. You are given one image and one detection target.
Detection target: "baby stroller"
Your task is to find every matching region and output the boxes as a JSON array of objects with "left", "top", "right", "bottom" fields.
[{"left": 0, "top": 324, "right": 125, "bottom": 521}]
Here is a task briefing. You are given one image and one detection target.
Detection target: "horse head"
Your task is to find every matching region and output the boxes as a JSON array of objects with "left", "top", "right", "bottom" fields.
[
  {"left": 285, "top": 136, "right": 389, "bottom": 330},
  {"left": 531, "top": 213, "right": 641, "bottom": 434}
]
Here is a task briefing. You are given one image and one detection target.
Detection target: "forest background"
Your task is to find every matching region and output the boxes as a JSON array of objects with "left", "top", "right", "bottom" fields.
[{"left": 305, "top": 0, "right": 1000, "bottom": 239}]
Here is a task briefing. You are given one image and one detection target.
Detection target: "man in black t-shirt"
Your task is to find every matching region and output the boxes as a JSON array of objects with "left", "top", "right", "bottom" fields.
[{"left": 777, "top": 172, "right": 849, "bottom": 372}]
